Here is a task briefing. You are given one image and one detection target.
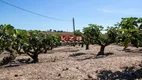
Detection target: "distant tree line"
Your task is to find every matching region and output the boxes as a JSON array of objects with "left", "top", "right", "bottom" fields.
[{"left": 47, "top": 29, "right": 66, "bottom": 32}]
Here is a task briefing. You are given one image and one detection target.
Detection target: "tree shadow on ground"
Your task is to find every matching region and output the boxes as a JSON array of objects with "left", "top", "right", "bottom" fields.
[
  {"left": 118, "top": 48, "right": 142, "bottom": 53},
  {"left": 138, "top": 49, "right": 142, "bottom": 53},
  {"left": 123, "top": 49, "right": 131, "bottom": 52},
  {"left": 76, "top": 56, "right": 94, "bottom": 61},
  {"left": 69, "top": 50, "right": 80, "bottom": 52},
  {"left": 76, "top": 52, "right": 114, "bottom": 61},
  {"left": 95, "top": 52, "right": 114, "bottom": 59},
  {"left": 97, "top": 65, "right": 142, "bottom": 80},
  {"left": 3, "top": 64, "right": 20, "bottom": 68},
  {"left": 69, "top": 52, "right": 86, "bottom": 57},
  {"left": 46, "top": 49, "right": 80, "bottom": 53},
  {"left": 1, "top": 58, "right": 31, "bottom": 68},
  {"left": 63, "top": 50, "right": 80, "bottom": 53},
  {"left": 16, "top": 58, "right": 31, "bottom": 64}
]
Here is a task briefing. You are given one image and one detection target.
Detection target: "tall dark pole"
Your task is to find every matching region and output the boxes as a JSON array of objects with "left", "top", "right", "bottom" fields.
[
  {"left": 72, "top": 18, "right": 76, "bottom": 46},
  {"left": 73, "top": 18, "right": 75, "bottom": 35}
]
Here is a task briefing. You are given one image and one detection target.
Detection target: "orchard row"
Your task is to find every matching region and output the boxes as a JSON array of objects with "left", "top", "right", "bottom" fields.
[{"left": 0, "top": 17, "right": 142, "bottom": 64}]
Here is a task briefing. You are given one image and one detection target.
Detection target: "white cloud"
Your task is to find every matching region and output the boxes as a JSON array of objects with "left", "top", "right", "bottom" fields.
[{"left": 97, "top": 8, "right": 142, "bottom": 15}]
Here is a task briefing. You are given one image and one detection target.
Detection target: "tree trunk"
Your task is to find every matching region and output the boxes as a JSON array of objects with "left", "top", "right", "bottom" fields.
[
  {"left": 86, "top": 44, "right": 89, "bottom": 50},
  {"left": 31, "top": 54, "right": 38, "bottom": 63},
  {"left": 55, "top": 44, "right": 58, "bottom": 47},
  {"left": 73, "top": 43, "right": 75, "bottom": 47},
  {"left": 81, "top": 43, "right": 84, "bottom": 47},
  {"left": 123, "top": 46, "right": 127, "bottom": 51},
  {"left": 1, "top": 53, "right": 16, "bottom": 65},
  {"left": 97, "top": 45, "right": 105, "bottom": 56},
  {"left": 78, "top": 43, "right": 80, "bottom": 46},
  {"left": 49, "top": 46, "right": 53, "bottom": 50},
  {"left": 44, "top": 48, "right": 48, "bottom": 53}
]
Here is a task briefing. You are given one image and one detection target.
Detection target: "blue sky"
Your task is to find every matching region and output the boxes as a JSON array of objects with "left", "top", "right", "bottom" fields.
[{"left": 0, "top": 0, "right": 142, "bottom": 32}]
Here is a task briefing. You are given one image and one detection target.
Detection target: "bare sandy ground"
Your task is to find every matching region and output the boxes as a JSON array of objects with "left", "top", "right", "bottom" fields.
[{"left": 0, "top": 45, "right": 142, "bottom": 80}]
